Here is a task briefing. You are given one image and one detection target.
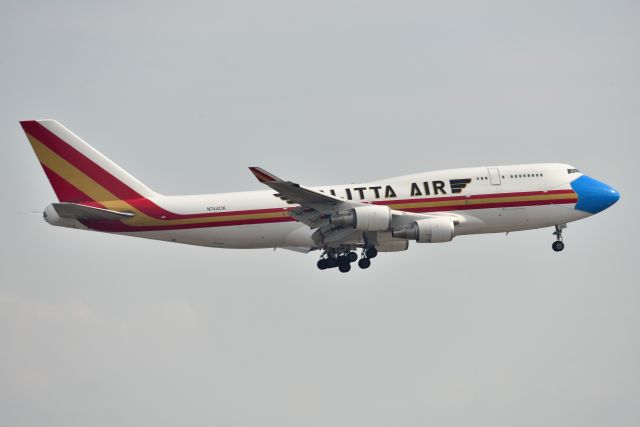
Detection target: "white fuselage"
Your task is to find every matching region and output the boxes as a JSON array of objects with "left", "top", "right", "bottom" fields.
[{"left": 112, "top": 163, "right": 589, "bottom": 249}]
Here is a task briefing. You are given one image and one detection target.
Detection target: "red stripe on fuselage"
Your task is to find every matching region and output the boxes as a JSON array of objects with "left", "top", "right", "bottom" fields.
[
  {"left": 399, "top": 197, "right": 579, "bottom": 213},
  {"left": 80, "top": 192, "right": 577, "bottom": 232},
  {"left": 81, "top": 215, "right": 295, "bottom": 232},
  {"left": 372, "top": 189, "right": 576, "bottom": 206}
]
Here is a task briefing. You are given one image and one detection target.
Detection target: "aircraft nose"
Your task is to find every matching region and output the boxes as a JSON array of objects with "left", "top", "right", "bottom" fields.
[{"left": 570, "top": 175, "right": 620, "bottom": 214}]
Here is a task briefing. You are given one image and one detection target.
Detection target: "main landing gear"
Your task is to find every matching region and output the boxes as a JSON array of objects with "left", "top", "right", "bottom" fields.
[
  {"left": 316, "top": 246, "right": 378, "bottom": 272},
  {"left": 357, "top": 246, "right": 377, "bottom": 270},
  {"left": 552, "top": 224, "right": 566, "bottom": 252}
]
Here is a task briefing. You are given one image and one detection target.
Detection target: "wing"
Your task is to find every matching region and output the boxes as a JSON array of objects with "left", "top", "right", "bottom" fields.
[
  {"left": 249, "top": 167, "right": 465, "bottom": 250},
  {"left": 249, "top": 167, "right": 359, "bottom": 211},
  {"left": 249, "top": 166, "right": 364, "bottom": 226},
  {"left": 249, "top": 167, "right": 369, "bottom": 246}
]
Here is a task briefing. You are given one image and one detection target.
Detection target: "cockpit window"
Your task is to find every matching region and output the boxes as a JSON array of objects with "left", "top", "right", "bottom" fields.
[{"left": 567, "top": 168, "right": 580, "bottom": 174}]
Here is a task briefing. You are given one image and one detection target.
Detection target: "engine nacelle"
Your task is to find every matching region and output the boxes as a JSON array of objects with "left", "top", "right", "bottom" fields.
[
  {"left": 330, "top": 205, "right": 392, "bottom": 231},
  {"left": 392, "top": 217, "right": 455, "bottom": 243}
]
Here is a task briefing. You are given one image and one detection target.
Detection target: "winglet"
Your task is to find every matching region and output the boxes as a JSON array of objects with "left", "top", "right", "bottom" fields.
[{"left": 249, "top": 167, "right": 282, "bottom": 183}]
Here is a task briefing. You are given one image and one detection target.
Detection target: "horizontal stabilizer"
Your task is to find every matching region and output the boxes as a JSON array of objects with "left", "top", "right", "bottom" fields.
[{"left": 52, "top": 203, "right": 134, "bottom": 221}]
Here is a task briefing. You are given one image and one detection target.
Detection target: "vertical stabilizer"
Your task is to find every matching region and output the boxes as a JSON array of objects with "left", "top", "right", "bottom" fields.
[{"left": 20, "top": 119, "right": 157, "bottom": 203}]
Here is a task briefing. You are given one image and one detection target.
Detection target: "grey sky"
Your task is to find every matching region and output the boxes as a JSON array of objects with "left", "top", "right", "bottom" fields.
[{"left": 1, "top": 1, "right": 639, "bottom": 426}]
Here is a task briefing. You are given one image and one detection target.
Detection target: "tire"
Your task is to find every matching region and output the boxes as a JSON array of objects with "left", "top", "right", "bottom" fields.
[
  {"left": 552, "top": 241, "right": 565, "bottom": 252},
  {"left": 338, "top": 263, "right": 351, "bottom": 273},
  {"left": 317, "top": 259, "right": 328, "bottom": 270},
  {"left": 348, "top": 252, "right": 358, "bottom": 263},
  {"left": 326, "top": 258, "right": 338, "bottom": 268},
  {"left": 365, "top": 247, "right": 378, "bottom": 258},
  {"left": 358, "top": 258, "right": 371, "bottom": 269}
]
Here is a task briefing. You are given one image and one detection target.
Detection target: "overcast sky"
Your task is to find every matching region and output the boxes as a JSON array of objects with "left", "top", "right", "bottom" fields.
[{"left": 1, "top": 1, "right": 639, "bottom": 426}]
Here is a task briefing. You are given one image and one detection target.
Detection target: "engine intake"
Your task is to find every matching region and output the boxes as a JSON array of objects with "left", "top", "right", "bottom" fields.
[
  {"left": 392, "top": 217, "right": 455, "bottom": 243},
  {"left": 330, "top": 205, "right": 392, "bottom": 231}
]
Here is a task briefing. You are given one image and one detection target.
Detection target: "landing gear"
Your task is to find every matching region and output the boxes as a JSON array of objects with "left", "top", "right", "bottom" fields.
[
  {"left": 338, "top": 263, "right": 351, "bottom": 273},
  {"left": 317, "top": 251, "right": 339, "bottom": 270},
  {"left": 358, "top": 258, "right": 371, "bottom": 269},
  {"left": 316, "top": 246, "right": 377, "bottom": 272},
  {"left": 552, "top": 224, "right": 566, "bottom": 252},
  {"left": 356, "top": 245, "right": 376, "bottom": 269},
  {"left": 317, "top": 250, "right": 359, "bottom": 272},
  {"left": 337, "top": 251, "right": 357, "bottom": 273},
  {"left": 365, "top": 246, "right": 378, "bottom": 258}
]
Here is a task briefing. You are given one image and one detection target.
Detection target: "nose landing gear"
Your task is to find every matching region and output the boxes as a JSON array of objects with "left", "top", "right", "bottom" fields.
[{"left": 552, "top": 224, "right": 566, "bottom": 252}]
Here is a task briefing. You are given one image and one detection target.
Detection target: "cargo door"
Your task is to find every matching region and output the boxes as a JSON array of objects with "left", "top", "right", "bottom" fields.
[{"left": 488, "top": 168, "right": 501, "bottom": 185}]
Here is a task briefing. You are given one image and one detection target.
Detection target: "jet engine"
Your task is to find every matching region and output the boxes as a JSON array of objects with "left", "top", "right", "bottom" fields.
[
  {"left": 330, "top": 205, "right": 392, "bottom": 231},
  {"left": 392, "top": 217, "right": 455, "bottom": 243}
]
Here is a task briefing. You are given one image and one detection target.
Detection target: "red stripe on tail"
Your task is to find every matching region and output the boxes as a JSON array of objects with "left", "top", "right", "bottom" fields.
[
  {"left": 41, "top": 164, "right": 104, "bottom": 208},
  {"left": 21, "top": 121, "right": 144, "bottom": 201}
]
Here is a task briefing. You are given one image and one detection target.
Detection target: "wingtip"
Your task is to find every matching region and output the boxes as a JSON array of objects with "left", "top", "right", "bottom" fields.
[{"left": 249, "top": 167, "right": 281, "bottom": 183}]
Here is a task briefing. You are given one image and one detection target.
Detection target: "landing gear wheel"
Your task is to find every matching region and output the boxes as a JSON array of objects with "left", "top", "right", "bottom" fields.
[
  {"left": 365, "top": 247, "right": 378, "bottom": 258},
  {"left": 552, "top": 224, "right": 566, "bottom": 252},
  {"left": 338, "top": 263, "right": 351, "bottom": 273},
  {"left": 326, "top": 258, "right": 338, "bottom": 268},
  {"left": 347, "top": 251, "right": 358, "bottom": 263},
  {"left": 337, "top": 255, "right": 349, "bottom": 265},
  {"left": 317, "top": 259, "right": 328, "bottom": 270},
  {"left": 358, "top": 258, "right": 371, "bottom": 269}
]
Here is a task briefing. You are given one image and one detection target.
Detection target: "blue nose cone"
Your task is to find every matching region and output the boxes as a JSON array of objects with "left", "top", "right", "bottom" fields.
[{"left": 570, "top": 175, "right": 620, "bottom": 214}]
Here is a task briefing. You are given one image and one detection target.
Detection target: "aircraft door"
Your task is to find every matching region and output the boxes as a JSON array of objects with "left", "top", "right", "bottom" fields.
[{"left": 488, "top": 168, "right": 501, "bottom": 185}]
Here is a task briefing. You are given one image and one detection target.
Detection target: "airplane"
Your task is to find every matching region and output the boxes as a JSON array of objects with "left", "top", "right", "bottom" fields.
[{"left": 20, "top": 119, "right": 620, "bottom": 273}]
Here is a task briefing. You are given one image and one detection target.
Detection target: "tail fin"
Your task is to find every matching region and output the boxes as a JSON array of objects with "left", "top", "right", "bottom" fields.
[{"left": 20, "top": 119, "right": 157, "bottom": 204}]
